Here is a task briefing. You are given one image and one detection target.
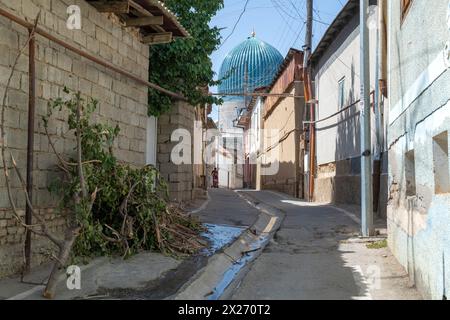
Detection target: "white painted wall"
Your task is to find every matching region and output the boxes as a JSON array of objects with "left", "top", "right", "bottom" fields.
[{"left": 313, "top": 6, "right": 378, "bottom": 166}]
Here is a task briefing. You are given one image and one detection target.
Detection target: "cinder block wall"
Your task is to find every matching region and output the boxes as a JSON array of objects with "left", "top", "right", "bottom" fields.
[
  {"left": 0, "top": 0, "right": 149, "bottom": 277},
  {"left": 157, "top": 101, "right": 195, "bottom": 203}
]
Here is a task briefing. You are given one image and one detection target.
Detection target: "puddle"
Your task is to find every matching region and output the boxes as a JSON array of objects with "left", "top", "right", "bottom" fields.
[{"left": 201, "top": 224, "right": 246, "bottom": 255}]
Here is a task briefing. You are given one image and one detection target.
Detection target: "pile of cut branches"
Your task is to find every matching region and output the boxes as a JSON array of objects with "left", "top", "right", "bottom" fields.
[{"left": 44, "top": 89, "right": 206, "bottom": 260}]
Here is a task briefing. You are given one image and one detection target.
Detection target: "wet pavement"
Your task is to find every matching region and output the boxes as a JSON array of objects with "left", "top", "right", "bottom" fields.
[{"left": 201, "top": 224, "right": 246, "bottom": 255}]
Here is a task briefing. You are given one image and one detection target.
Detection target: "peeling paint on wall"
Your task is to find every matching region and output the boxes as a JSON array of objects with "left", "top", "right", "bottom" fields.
[{"left": 387, "top": 0, "right": 450, "bottom": 299}]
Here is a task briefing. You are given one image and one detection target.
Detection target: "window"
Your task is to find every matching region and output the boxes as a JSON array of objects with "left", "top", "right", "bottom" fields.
[
  {"left": 433, "top": 131, "right": 450, "bottom": 194},
  {"left": 401, "top": 0, "right": 412, "bottom": 22},
  {"left": 405, "top": 150, "right": 416, "bottom": 197},
  {"left": 338, "top": 77, "right": 345, "bottom": 109}
]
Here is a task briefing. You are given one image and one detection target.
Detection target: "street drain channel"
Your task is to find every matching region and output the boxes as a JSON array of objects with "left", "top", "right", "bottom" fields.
[
  {"left": 206, "top": 235, "right": 269, "bottom": 300},
  {"left": 98, "top": 223, "right": 246, "bottom": 300}
]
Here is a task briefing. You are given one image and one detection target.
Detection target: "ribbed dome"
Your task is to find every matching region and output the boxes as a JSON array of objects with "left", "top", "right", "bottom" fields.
[{"left": 218, "top": 35, "right": 283, "bottom": 98}]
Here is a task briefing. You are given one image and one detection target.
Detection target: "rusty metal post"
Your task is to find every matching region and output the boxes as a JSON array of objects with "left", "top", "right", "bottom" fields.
[{"left": 25, "top": 29, "right": 36, "bottom": 272}]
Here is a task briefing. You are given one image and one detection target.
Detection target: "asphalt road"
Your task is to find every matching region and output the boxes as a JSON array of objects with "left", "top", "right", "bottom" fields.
[
  {"left": 196, "top": 188, "right": 260, "bottom": 227},
  {"left": 228, "top": 191, "right": 422, "bottom": 300}
]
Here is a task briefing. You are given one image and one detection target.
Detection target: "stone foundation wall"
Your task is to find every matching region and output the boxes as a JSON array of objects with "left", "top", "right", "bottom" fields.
[
  {"left": 0, "top": 0, "right": 149, "bottom": 277},
  {"left": 262, "top": 178, "right": 296, "bottom": 197},
  {"left": 314, "top": 156, "right": 389, "bottom": 218}
]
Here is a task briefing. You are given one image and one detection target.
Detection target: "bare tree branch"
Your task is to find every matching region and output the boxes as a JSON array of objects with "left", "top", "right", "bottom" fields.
[
  {"left": 1, "top": 12, "right": 42, "bottom": 240},
  {"left": 0, "top": 11, "right": 95, "bottom": 299},
  {"left": 75, "top": 94, "right": 88, "bottom": 199}
]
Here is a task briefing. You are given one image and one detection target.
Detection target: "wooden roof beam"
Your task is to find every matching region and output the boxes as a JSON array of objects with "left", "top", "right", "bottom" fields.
[
  {"left": 128, "top": 0, "right": 166, "bottom": 33},
  {"left": 125, "top": 16, "right": 164, "bottom": 27},
  {"left": 142, "top": 32, "right": 173, "bottom": 44}
]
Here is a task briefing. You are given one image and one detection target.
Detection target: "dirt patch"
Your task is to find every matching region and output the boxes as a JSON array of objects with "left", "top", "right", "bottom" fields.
[{"left": 366, "top": 239, "right": 388, "bottom": 249}]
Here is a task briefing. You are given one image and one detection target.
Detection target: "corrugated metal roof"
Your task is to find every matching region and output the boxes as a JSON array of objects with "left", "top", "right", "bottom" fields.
[{"left": 137, "top": 0, "right": 190, "bottom": 38}]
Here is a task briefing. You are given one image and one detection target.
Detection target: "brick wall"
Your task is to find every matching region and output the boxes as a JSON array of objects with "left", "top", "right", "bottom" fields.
[
  {"left": 157, "top": 101, "right": 195, "bottom": 203},
  {"left": 0, "top": 0, "right": 149, "bottom": 277}
]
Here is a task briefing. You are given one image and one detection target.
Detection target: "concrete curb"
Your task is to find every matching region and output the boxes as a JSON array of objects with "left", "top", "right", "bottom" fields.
[
  {"left": 6, "top": 257, "right": 109, "bottom": 300},
  {"left": 265, "top": 189, "right": 363, "bottom": 225},
  {"left": 172, "top": 191, "right": 285, "bottom": 300}
]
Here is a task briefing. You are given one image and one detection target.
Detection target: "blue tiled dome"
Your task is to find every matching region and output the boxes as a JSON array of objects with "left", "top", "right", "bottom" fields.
[{"left": 218, "top": 35, "right": 283, "bottom": 99}]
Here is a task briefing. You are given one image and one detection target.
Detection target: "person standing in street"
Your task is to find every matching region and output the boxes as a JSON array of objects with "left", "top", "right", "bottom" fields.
[{"left": 211, "top": 168, "right": 219, "bottom": 188}]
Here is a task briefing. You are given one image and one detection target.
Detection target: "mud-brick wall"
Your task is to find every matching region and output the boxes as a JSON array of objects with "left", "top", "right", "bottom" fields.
[
  {"left": 261, "top": 87, "right": 298, "bottom": 198},
  {"left": 0, "top": 0, "right": 149, "bottom": 277},
  {"left": 157, "top": 101, "right": 195, "bottom": 203}
]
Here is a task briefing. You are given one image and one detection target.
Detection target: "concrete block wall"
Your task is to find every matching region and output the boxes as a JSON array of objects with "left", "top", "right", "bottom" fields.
[
  {"left": 0, "top": 0, "right": 149, "bottom": 277},
  {"left": 157, "top": 100, "right": 195, "bottom": 203}
]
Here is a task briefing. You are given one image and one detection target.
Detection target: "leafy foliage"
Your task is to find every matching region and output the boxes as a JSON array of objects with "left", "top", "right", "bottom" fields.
[
  {"left": 44, "top": 90, "right": 205, "bottom": 260},
  {"left": 148, "top": 0, "right": 224, "bottom": 116}
]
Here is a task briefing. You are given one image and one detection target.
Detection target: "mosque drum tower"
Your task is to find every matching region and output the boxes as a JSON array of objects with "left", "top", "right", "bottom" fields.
[{"left": 217, "top": 33, "right": 283, "bottom": 188}]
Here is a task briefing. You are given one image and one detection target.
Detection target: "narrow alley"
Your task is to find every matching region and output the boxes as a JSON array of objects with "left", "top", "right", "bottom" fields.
[{"left": 1, "top": 0, "right": 449, "bottom": 307}]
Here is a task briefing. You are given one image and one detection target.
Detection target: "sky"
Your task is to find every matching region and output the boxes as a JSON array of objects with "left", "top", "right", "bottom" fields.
[{"left": 209, "top": 0, "right": 346, "bottom": 121}]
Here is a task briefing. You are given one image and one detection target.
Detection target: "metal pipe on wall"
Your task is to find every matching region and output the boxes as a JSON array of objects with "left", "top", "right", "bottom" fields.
[
  {"left": 0, "top": 7, "right": 185, "bottom": 101},
  {"left": 24, "top": 29, "right": 36, "bottom": 272}
]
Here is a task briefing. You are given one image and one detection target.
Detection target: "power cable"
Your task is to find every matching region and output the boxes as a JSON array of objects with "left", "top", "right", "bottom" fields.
[{"left": 219, "top": 0, "right": 251, "bottom": 49}]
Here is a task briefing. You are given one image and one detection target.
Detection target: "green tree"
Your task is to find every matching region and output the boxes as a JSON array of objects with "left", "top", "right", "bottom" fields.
[{"left": 148, "top": 0, "right": 224, "bottom": 116}]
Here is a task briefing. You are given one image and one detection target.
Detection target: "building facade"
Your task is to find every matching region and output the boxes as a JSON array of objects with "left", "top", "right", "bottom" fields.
[
  {"left": 385, "top": 0, "right": 450, "bottom": 299},
  {"left": 259, "top": 49, "right": 305, "bottom": 198},
  {"left": 309, "top": 0, "right": 387, "bottom": 213},
  {"left": 0, "top": 0, "right": 187, "bottom": 277}
]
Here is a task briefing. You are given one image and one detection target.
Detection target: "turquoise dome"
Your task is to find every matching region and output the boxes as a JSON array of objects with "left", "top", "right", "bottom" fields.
[{"left": 218, "top": 35, "right": 283, "bottom": 99}]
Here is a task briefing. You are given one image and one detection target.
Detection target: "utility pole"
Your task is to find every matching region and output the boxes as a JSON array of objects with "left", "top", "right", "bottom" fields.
[
  {"left": 304, "top": 0, "right": 315, "bottom": 201},
  {"left": 304, "top": 0, "right": 313, "bottom": 62},
  {"left": 360, "top": 0, "right": 374, "bottom": 237}
]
